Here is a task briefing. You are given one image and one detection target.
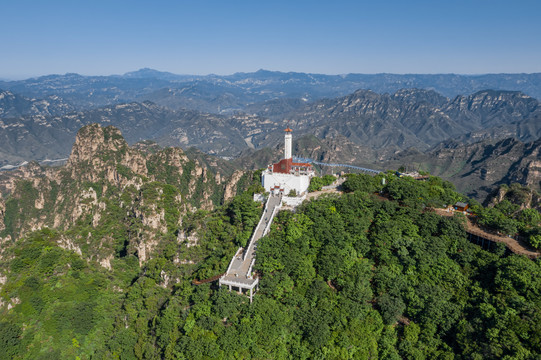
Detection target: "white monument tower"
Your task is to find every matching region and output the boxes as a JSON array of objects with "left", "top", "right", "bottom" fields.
[
  {"left": 261, "top": 127, "right": 314, "bottom": 196},
  {"left": 284, "top": 127, "right": 292, "bottom": 159}
]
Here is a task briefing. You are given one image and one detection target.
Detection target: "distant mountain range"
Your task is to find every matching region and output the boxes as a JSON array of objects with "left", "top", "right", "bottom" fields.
[
  {"left": 1, "top": 69, "right": 540, "bottom": 112},
  {"left": 1, "top": 69, "right": 541, "bottom": 200},
  {"left": 2, "top": 87, "right": 538, "bottom": 164}
]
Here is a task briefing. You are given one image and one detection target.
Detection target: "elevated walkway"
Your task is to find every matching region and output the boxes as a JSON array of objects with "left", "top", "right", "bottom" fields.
[
  {"left": 219, "top": 193, "right": 282, "bottom": 302},
  {"left": 292, "top": 156, "right": 382, "bottom": 174},
  {"left": 432, "top": 208, "right": 540, "bottom": 259}
]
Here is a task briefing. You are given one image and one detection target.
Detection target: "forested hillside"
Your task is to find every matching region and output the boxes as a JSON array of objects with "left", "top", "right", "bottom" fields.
[{"left": 1, "top": 150, "right": 540, "bottom": 358}]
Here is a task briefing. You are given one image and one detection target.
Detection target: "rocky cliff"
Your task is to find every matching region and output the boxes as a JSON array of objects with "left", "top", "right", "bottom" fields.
[
  {"left": 485, "top": 183, "right": 541, "bottom": 212},
  {"left": 387, "top": 137, "right": 541, "bottom": 201},
  {"left": 0, "top": 124, "right": 253, "bottom": 266},
  {"left": 267, "top": 89, "right": 540, "bottom": 153}
]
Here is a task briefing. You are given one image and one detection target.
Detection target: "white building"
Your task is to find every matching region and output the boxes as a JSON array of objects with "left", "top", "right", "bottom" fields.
[{"left": 261, "top": 127, "right": 314, "bottom": 195}]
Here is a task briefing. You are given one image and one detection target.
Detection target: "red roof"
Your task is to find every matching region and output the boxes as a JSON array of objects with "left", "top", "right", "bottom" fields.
[
  {"left": 284, "top": 127, "right": 293, "bottom": 132},
  {"left": 272, "top": 158, "right": 312, "bottom": 174},
  {"left": 292, "top": 162, "right": 311, "bottom": 167}
]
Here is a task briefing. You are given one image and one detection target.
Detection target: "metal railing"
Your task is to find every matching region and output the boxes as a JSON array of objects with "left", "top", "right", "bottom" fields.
[{"left": 293, "top": 156, "right": 382, "bottom": 174}]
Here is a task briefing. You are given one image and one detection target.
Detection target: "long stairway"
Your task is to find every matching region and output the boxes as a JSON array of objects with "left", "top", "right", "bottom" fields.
[{"left": 219, "top": 193, "right": 282, "bottom": 302}]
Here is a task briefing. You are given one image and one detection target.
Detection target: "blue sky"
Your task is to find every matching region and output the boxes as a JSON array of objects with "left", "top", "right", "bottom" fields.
[{"left": 1, "top": 0, "right": 540, "bottom": 79}]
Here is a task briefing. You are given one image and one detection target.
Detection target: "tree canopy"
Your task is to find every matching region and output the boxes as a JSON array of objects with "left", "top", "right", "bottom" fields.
[{"left": 1, "top": 173, "right": 540, "bottom": 359}]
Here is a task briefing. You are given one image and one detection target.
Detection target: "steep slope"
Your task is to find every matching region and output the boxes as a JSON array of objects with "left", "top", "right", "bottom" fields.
[
  {"left": 251, "top": 89, "right": 539, "bottom": 154},
  {"left": 443, "top": 90, "right": 539, "bottom": 128},
  {"left": 388, "top": 137, "right": 541, "bottom": 200},
  {"left": 0, "top": 126, "right": 263, "bottom": 359},
  {"left": 1, "top": 88, "right": 539, "bottom": 189},
  {"left": 456, "top": 112, "right": 541, "bottom": 144},
  {"left": 275, "top": 89, "right": 462, "bottom": 151},
  {"left": 0, "top": 143, "right": 540, "bottom": 358},
  {"left": 0, "top": 89, "right": 74, "bottom": 117}
]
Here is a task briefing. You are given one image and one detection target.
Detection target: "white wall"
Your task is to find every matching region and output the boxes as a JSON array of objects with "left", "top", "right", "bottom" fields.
[
  {"left": 282, "top": 195, "right": 306, "bottom": 207},
  {"left": 262, "top": 171, "right": 310, "bottom": 195}
]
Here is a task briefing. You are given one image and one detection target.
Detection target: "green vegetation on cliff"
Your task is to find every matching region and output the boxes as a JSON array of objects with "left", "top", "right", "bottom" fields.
[{"left": 0, "top": 183, "right": 263, "bottom": 360}]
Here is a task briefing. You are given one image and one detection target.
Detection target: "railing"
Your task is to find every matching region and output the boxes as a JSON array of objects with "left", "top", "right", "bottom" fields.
[
  {"left": 192, "top": 273, "right": 225, "bottom": 285},
  {"left": 243, "top": 195, "right": 280, "bottom": 261},
  {"left": 292, "top": 156, "right": 381, "bottom": 174},
  {"left": 262, "top": 197, "right": 281, "bottom": 237},
  {"left": 225, "top": 247, "right": 243, "bottom": 274},
  {"left": 219, "top": 277, "right": 259, "bottom": 289},
  {"left": 247, "top": 257, "right": 257, "bottom": 279},
  {"left": 242, "top": 197, "right": 272, "bottom": 261}
]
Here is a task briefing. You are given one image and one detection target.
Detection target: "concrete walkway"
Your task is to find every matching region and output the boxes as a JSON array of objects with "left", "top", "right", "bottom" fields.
[{"left": 219, "top": 194, "right": 282, "bottom": 301}]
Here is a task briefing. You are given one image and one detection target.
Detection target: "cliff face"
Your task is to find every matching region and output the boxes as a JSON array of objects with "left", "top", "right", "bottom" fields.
[
  {"left": 0, "top": 124, "right": 253, "bottom": 266},
  {"left": 253, "top": 89, "right": 540, "bottom": 155},
  {"left": 485, "top": 183, "right": 541, "bottom": 212},
  {"left": 0, "top": 193, "right": 4, "bottom": 232},
  {"left": 387, "top": 137, "right": 541, "bottom": 201}
]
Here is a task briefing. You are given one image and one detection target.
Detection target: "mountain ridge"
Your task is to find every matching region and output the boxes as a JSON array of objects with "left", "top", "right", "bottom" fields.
[{"left": 1, "top": 70, "right": 540, "bottom": 113}]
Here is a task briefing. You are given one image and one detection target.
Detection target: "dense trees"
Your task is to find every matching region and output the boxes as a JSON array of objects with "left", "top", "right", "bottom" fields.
[
  {"left": 1, "top": 174, "right": 540, "bottom": 358},
  {"left": 344, "top": 174, "right": 541, "bottom": 249},
  {"left": 308, "top": 174, "right": 336, "bottom": 192},
  {"left": 473, "top": 184, "right": 541, "bottom": 248}
]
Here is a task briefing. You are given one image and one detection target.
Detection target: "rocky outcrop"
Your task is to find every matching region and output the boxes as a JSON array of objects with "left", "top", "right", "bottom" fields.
[
  {"left": 135, "top": 234, "right": 161, "bottom": 265},
  {"left": 150, "top": 147, "right": 189, "bottom": 174},
  {"left": 99, "top": 254, "right": 114, "bottom": 271},
  {"left": 68, "top": 124, "right": 148, "bottom": 184},
  {"left": 137, "top": 203, "right": 167, "bottom": 233},
  {"left": 177, "top": 230, "right": 199, "bottom": 248},
  {"left": 0, "top": 193, "right": 4, "bottom": 232},
  {"left": 224, "top": 170, "right": 244, "bottom": 201},
  {"left": 485, "top": 182, "right": 541, "bottom": 213},
  {"left": 525, "top": 160, "right": 541, "bottom": 188},
  {"left": 57, "top": 235, "right": 83, "bottom": 256},
  {"left": 72, "top": 187, "right": 99, "bottom": 222},
  {"left": 0, "top": 123, "right": 255, "bottom": 270},
  {"left": 388, "top": 137, "right": 541, "bottom": 201},
  {"left": 68, "top": 124, "right": 118, "bottom": 165}
]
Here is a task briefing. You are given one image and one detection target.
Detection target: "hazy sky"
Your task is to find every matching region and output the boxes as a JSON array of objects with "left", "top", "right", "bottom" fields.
[{"left": 1, "top": 0, "right": 540, "bottom": 79}]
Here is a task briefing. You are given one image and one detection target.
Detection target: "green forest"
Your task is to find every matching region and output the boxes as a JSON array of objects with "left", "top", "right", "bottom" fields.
[{"left": 1, "top": 172, "right": 540, "bottom": 359}]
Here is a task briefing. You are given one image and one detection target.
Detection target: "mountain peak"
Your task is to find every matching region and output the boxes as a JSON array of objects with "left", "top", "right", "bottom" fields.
[
  {"left": 68, "top": 124, "right": 128, "bottom": 166},
  {"left": 123, "top": 68, "right": 167, "bottom": 77},
  {"left": 121, "top": 68, "right": 189, "bottom": 81},
  {"left": 392, "top": 88, "right": 449, "bottom": 106}
]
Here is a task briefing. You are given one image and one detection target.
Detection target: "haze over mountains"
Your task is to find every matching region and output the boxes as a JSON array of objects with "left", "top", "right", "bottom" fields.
[
  {"left": 2, "top": 69, "right": 541, "bottom": 111},
  {"left": 1, "top": 69, "right": 541, "bottom": 199}
]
